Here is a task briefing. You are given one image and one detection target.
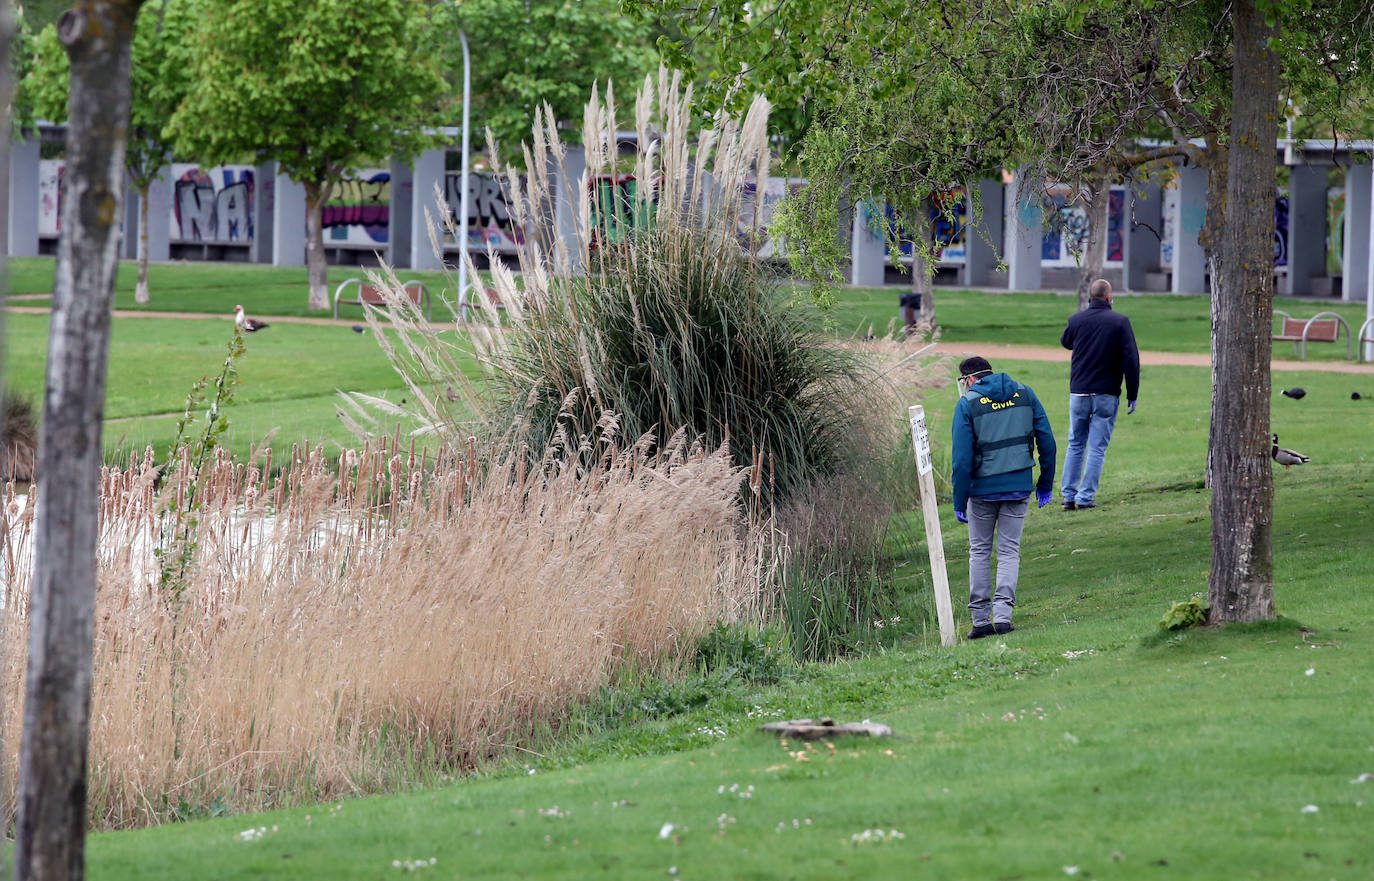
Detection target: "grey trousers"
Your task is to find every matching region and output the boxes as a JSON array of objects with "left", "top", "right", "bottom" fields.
[{"left": 967, "top": 496, "right": 1029, "bottom": 626}]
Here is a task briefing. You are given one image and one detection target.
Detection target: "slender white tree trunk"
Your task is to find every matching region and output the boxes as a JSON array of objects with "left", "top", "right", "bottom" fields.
[
  {"left": 134, "top": 182, "right": 151, "bottom": 304},
  {"left": 16, "top": 3, "right": 146, "bottom": 879},
  {"left": 304, "top": 181, "right": 331, "bottom": 311}
]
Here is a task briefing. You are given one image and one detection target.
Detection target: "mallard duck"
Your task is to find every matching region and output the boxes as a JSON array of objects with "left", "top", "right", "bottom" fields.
[{"left": 1271, "top": 434, "right": 1309, "bottom": 469}]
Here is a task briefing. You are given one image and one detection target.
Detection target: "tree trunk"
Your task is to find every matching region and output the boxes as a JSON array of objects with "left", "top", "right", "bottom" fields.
[
  {"left": 1, "top": 5, "right": 12, "bottom": 852},
  {"left": 304, "top": 180, "right": 330, "bottom": 310},
  {"left": 1074, "top": 169, "right": 1110, "bottom": 311},
  {"left": 1207, "top": 0, "right": 1279, "bottom": 624},
  {"left": 16, "top": 3, "right": 145, "bottom": 880},
  {"left": 134, "top": 181, "right": 150, "bottom": 304},
  {"left": 911, "top": 198, "right": 936, "bottom": 328}
]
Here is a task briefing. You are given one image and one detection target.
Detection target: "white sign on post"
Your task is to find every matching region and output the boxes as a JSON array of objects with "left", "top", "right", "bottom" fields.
[
  {"left": 910, "top": 408, "right": 933, "bottom": 476},
  {"left": 909, "top": 405, "right": 957, "bottom": 646}
]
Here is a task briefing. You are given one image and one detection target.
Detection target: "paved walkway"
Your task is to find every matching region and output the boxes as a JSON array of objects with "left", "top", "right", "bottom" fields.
[{"left": 8, "top": 303, "right": 1374, "bottom": 374}]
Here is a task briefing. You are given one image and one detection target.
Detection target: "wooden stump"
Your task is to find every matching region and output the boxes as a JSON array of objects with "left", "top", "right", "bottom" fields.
[{"left": 759, "top": 717, "right": 892, "bottom": 740}]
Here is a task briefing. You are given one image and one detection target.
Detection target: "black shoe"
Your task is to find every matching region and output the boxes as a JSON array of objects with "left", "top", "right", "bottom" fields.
[
  {"left": 1062, "top": 500, "right": 1076, "bottom": 511},
  {"left": 994, "top": 622, "right": 1015, "bottom": 635},
  {"left": 1076, "top": 501, "right": 1097, "bottom": 509},
  {"left": 967, "top": 623, "right": 996, "bottom": 640}
]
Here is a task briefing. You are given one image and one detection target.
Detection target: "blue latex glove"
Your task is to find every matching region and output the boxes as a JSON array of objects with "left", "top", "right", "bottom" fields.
[
  {"left": 1127, "top": 400, "right": 1137, "bottom": 415},
  {"left": 955, "top": 510, "right": 968, "bottom": 524},
  {"left": 1036, "top": 490, "right": 1052, "bottom": 508}
]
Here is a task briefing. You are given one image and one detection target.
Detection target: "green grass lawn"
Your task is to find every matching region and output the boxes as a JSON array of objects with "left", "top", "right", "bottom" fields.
[
  {"left": 5, "top": 256, "right": 464, "bottom": 318},
  {"left": 3, "top": 310, "right": 477, "bottom": 461},
  {"left": 80, "top": 353, "right": 1374, "bottom": 879},
  {"left": 823, "top": 284, "right": 1369, "bottom": 361}
]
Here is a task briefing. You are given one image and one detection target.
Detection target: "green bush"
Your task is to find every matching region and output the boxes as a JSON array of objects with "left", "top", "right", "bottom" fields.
[
  {"left": 693, "top": 621, "right": 792, "bottom": 686},
  {"left": 1159, "top": 594, "right": 1210, "bottom": 631}
]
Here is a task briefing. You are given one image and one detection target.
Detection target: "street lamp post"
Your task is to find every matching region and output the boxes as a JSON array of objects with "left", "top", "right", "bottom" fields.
[{"left": 457, "top": 27, "right": 472, "bottom": 318}]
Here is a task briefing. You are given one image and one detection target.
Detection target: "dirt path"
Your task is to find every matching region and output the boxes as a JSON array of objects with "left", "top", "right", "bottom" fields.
[
  {"left": 8, "top": 303, "right": 1374, "bottom": 374},
  {"left": 5, "top": 304, "right": 363, "bottom": 328},
  {"left": 928, "top": 341, "right": 1374, "bottom": 375}
]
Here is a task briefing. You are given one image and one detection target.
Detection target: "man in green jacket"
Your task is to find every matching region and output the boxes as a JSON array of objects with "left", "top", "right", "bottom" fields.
[{"left": 951, "top": 356, "right": 1058, "bottom": 639}]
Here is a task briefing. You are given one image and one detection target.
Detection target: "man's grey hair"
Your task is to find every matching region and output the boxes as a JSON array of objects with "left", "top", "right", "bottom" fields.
[{"left": 1089, "top": 278, "right": 1112, "bottom": 300}]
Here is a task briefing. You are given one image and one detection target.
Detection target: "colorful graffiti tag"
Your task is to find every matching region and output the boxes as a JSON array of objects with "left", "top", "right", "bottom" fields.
[
  {"left": 1041, "top": 185, "right": 1126, "bottom": 266},
  {"left": 441, "top": 172, "right": 526, "bottom": 252},
  {"left": 38, "top": 160, "right": 63, "bottom": 236},
  {"left": 171, "top": 164, "right": 255, "bottom": 242},
  {"left": 324, "top": 170, "right": 390, "bottom": 245},
  {"left": 588, "top": 175, "right": 653, "bottom": 247},
  {"left": 884, "top": 188, "right": 968, "bottom": 264}
]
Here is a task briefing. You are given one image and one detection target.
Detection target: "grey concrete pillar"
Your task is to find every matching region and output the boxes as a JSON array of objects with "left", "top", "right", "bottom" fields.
[
  {"left": 1343, "top": 164, "right": 1370, "bottom": 303},
  {"left": 1284, "top": 164, "right": 1327, "bottom": 296},
  {"left": 962, "top": 178, "right": 1004, "bottom": 288},
  {"left": 850, "top": 200, "right": 887, "bottom": 287},
  {"left": 121, "top": 172, "right": 139, "bottom": 260},
  {"left": 1366, "top": 163, "right": 1374, "bottom": 361},
  {"left": 1123, "top": 179, "right": 1162, "bottom": 292},
  {"left": 1007, "top": 170, "right": 1042, "bottom": 292},
  {"left": 7, "top": 137, "right": 41, "bottom": 257},
  {"left": 1170, "top": 163, "right": 1207, "bottom": 294},
  {"left": 250, "top": 162, "right": 275, "bottom": 264},
  {"left": 135, "top": 166, "right": 172, "bottom": 266},
  {"left": 272, "top": 170, "right": 306, "bottom": 267},
  {"left": 409, "top": 147, "right": 447, "bottom": 271},
  {"left": 552, "top": 146, "right": 587, "bottom": 275},
  {"left": 388, "top": 156, "right": 414, "bottom": 269}
]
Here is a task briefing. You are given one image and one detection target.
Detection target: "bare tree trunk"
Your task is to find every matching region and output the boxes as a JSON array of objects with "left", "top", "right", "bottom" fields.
[
  {"left": 1074, "top": 169, "right": 1110, "bottom": 311},
  {"left": 134, "top": 182, "right": 151, "bottom": 304},
  {"left": 16, "top": 3, "right": 145, "bottom": 880},
  {"left": 304, "top": 180, "right": 330, "bottom": 310},
  {"left": 911, "top": 198, "right": 936, "bottom": 329},
  {"left": 1, "top": 5, "right": 12, "bottom": 876},
  {"left": 1207, "top": 0, "right": 1278, "bottom": 623}
]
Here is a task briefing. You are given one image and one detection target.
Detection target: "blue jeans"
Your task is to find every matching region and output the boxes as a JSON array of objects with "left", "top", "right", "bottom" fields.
[{"left": 1061, "top": 394, "right": 1119, "bottom": 505}]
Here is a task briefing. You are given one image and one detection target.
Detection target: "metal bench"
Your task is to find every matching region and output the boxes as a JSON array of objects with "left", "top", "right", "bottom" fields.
[
  {"left": 1358, "top": 316, "right": 1374, "bottom": 364},
  {"left": 1271, "top": 310, "right": 1351, "bottom": 360},
  {"left": 332, "top": 278, "right": 431, "bottom": 321}
]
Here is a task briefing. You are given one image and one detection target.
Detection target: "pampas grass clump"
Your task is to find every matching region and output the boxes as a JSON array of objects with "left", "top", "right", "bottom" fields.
[{"left": 366, "top": 70, "right": 880, "bottom": 501}]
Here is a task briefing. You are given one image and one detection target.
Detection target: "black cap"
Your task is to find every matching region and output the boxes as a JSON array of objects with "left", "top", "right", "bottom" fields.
[{"left": 958, "top": 356, "right": 993, "bottom": 378}]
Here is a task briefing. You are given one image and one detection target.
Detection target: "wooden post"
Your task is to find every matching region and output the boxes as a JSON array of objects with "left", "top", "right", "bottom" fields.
[{"left": 909, "top": 405, "right": 957, "bottom": 646}]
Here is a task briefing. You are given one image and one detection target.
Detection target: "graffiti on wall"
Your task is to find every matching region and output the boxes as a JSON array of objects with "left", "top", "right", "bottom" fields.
[
  {"left": 171, "top": 164, "right": 254, "bottom": 242},
  {"left": 589, "top": 175, "right": 653, "bottom": 247},
  {"left": 739, "top": 177, "right": 805, "bottom": 258},
  {"left": 38, "top": 160, "right": 63, "bottom": 236},
  {"left": 1159, "top": 181, "right": 1336, "bottom": 272},
  {"left": 884, "top": 188, "right": 968, "bottom": 264},
  {"left": 1041, "top": 185, "right": 1126, "bottom": 266},
  {"left": 325, "top": 170, "right": 390, "bottom": 245},
  {"left": 441, "top": 172, "right": 526, "bottom": 251}
]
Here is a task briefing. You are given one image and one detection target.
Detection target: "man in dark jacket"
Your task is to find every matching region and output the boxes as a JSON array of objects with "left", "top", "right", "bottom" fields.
[
  {"left": 951, "top": 356, "right": 1057, "bottom": 639},
  {"left": 1059, "top": 279, "right": 1140, "bottom": 510}
]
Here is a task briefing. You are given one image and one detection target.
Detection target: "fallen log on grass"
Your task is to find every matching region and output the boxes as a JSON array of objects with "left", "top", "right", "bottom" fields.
[{"left": 759, "top": 717, "right": 892, "bottom": 740}]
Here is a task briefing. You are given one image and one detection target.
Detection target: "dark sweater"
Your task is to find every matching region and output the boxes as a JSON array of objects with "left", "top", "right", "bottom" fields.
[{"left": 1060, "top": 300, "right": 1140, "bottom": 399}]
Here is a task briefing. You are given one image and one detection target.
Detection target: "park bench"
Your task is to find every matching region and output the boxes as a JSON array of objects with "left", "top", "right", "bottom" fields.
[
  {"left": 333, "top": 278, "right": 431, "bottom": 321},
  {"left": 1271, "top": 310, "right": 1352, "bottom": 361},
  {"left": 1358, "top": 316, "right": 1374, "bottom": 364}
]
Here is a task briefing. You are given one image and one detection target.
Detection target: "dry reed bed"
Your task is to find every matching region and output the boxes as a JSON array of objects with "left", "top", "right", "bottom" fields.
[{"left": 2, "top": 433, "right": 763, "bottom": 829}]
